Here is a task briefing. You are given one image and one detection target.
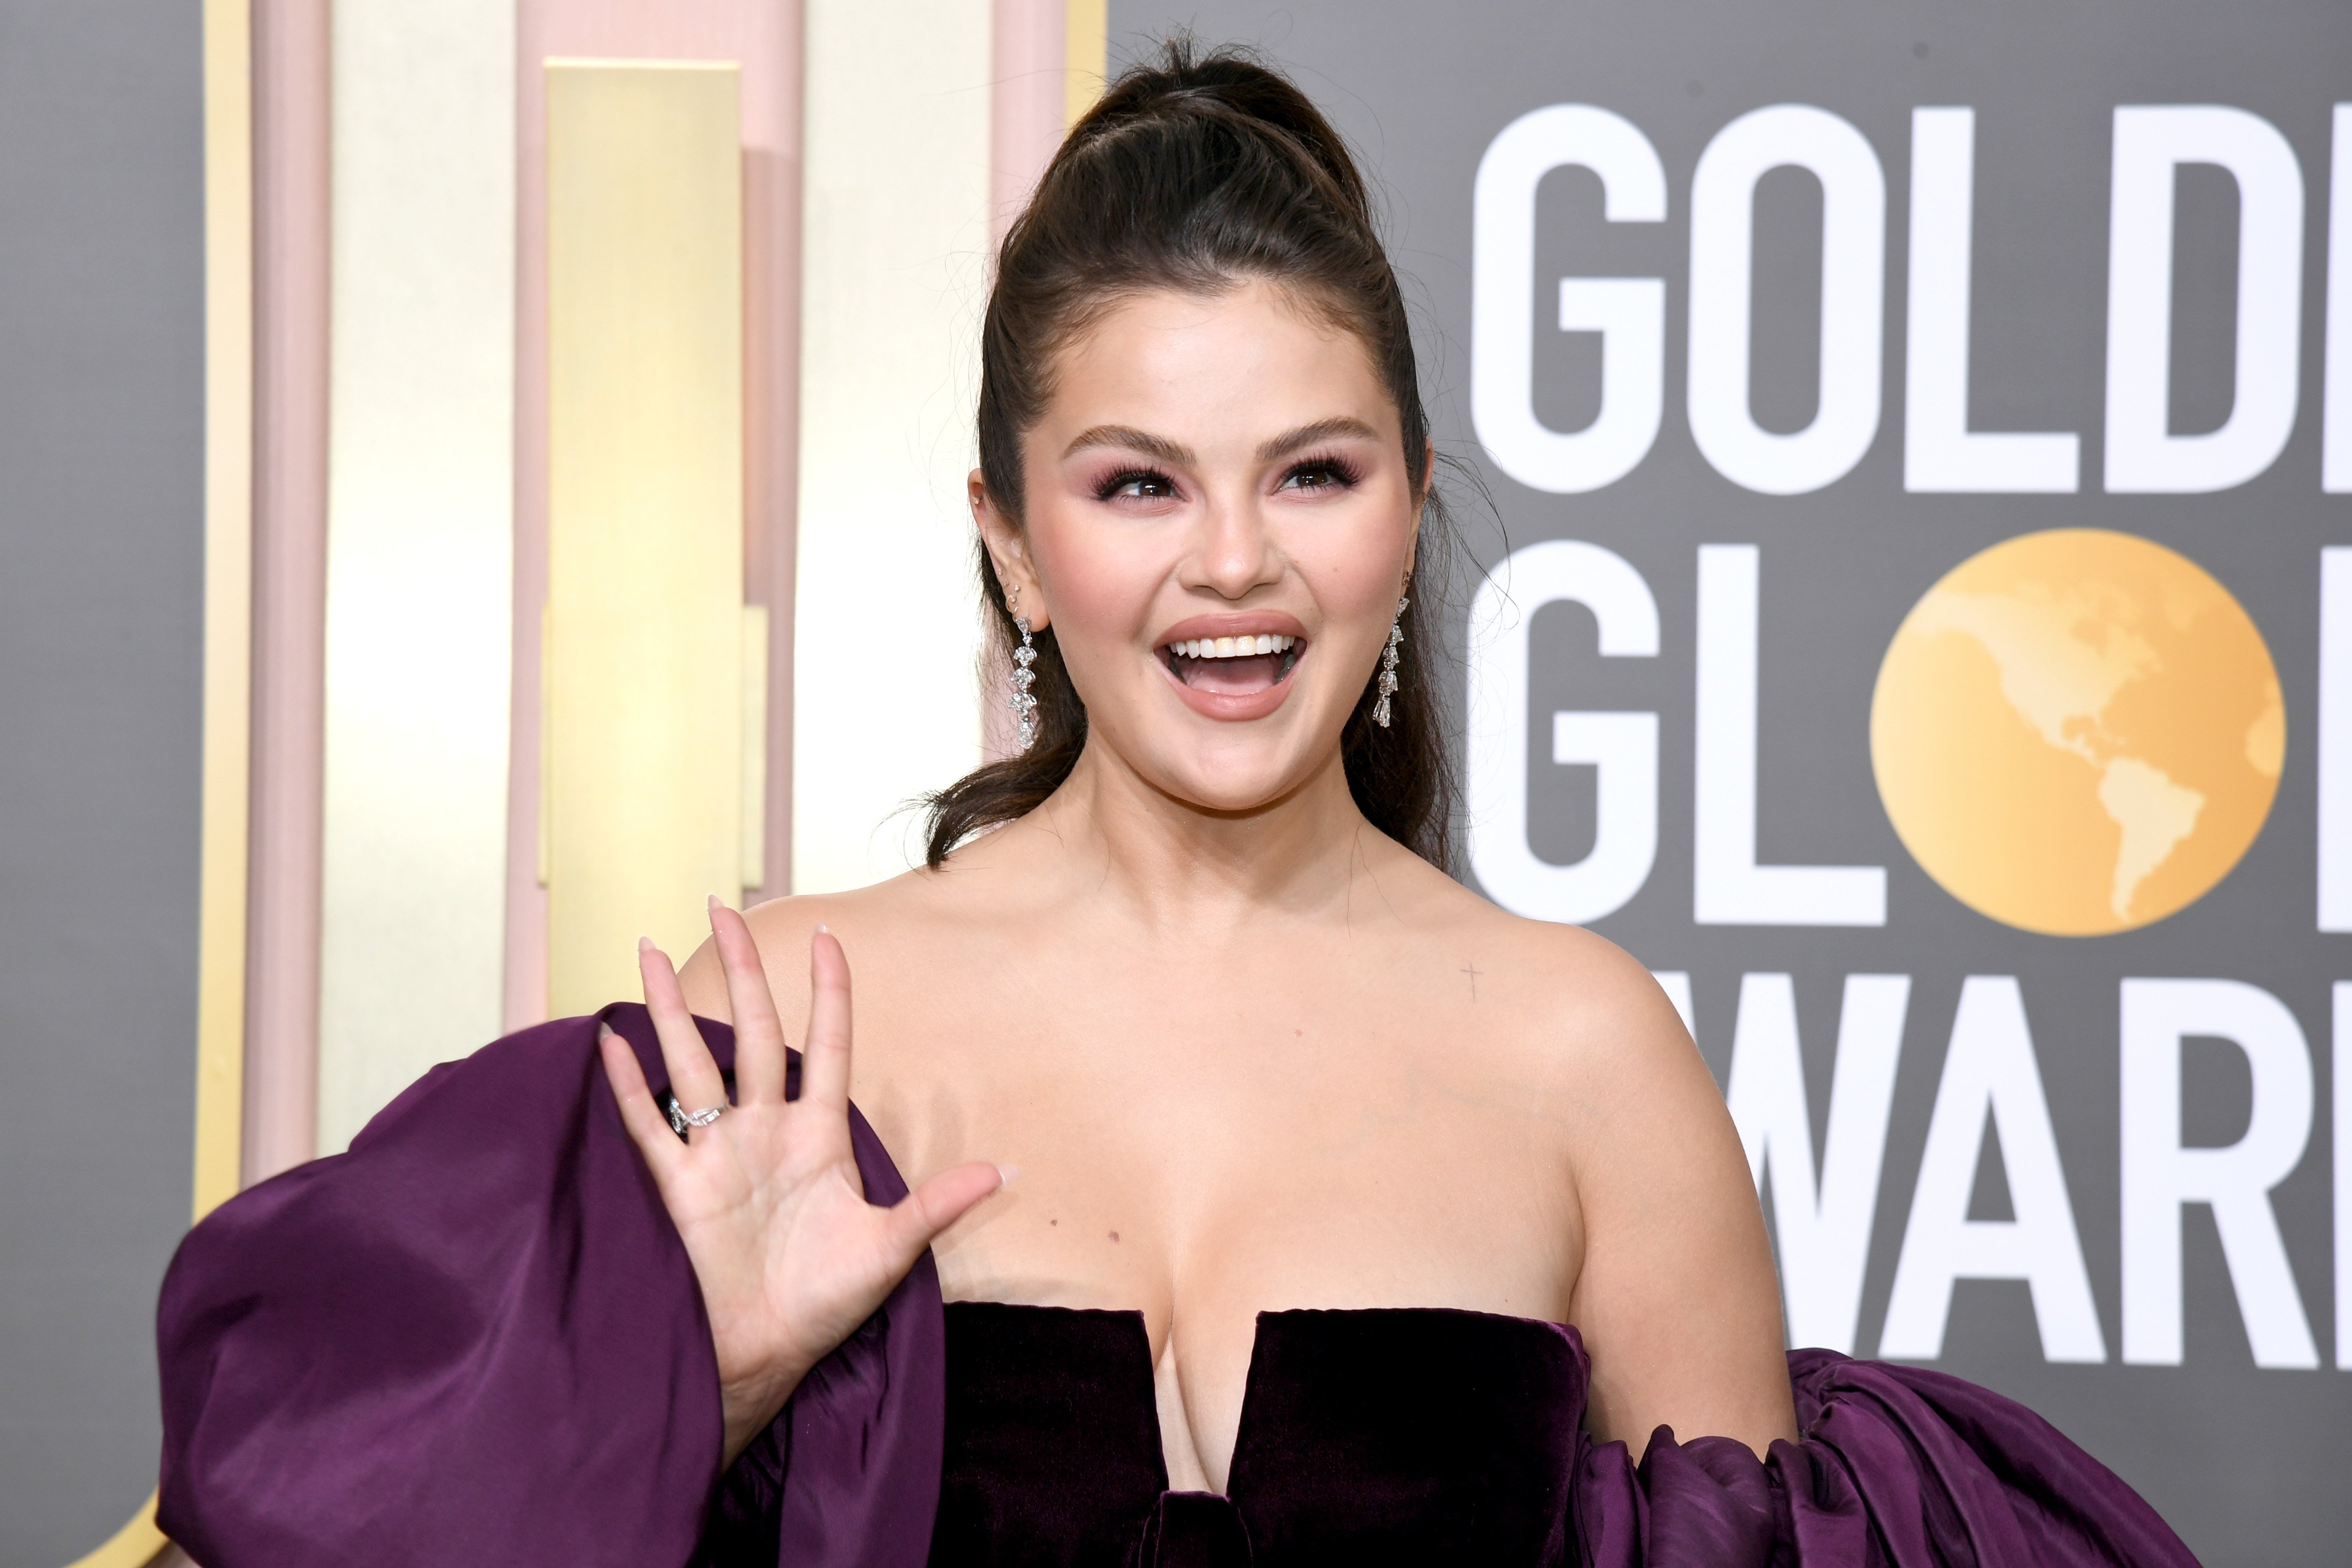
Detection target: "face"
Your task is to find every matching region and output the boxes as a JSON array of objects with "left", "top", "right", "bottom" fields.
[{"left": 974, "top": 280, "right": 1419, "bottom": 816}]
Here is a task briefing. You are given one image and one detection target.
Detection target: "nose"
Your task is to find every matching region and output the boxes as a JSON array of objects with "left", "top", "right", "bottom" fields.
[{"left": 1187, "top": 490, "right": 1280, "bottom": 602}]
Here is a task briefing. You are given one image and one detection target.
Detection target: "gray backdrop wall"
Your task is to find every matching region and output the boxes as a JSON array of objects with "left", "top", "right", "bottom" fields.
[
  {"left": 0, "top": 1, "right": 205, "bottom": 1562},
  {"left": 1108, "top": 2, "right": 2352, "bottom": 1563}
]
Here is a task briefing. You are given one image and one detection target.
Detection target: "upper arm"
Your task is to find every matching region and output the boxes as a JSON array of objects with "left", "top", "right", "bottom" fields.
[{"left": 1548, "top": 939, "right": 1795, "bottom": 1458}]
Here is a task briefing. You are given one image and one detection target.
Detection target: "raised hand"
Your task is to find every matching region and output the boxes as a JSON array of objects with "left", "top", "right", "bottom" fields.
[{"left": 598, "top": 902, "right": 1004, "bottom": 1464}]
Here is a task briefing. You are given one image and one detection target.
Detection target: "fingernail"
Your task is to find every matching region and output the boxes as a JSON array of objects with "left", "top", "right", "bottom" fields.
[
  {"left": 996, "top": 1163, "right": 1019, "bottom": 1186},
  {"left": 707, "top": 893, "right": 722, "bottom": 912},
  {"left": 597, "top": 1023, "right": 616, "bottom": 1042},
  {"left": 814, "top": 922, "right": 831, "bottom": 934},
  {"left": 637, "top": 935, "right": 653, "bottom": 952}
]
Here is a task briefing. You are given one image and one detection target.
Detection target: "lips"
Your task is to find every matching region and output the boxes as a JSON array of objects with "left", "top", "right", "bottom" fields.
[
  {"left": 1154, "top": 618, "right": 1309, "bottom": 719},
  {"left": 1162, "top": 632, "right": 1303, "bottom": 695}
]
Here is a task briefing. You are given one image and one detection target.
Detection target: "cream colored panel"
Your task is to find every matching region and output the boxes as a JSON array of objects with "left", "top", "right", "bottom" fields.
[
  {"left": 317, "top": 0, "right": 517, "bottom": 1150},
  {"left": 546, "top": 63, "right": 744, "bottom": 1016},
  {"left": 794, "top": 0, "right": 994, "bottom": 892},
  {"left": 1066, "top": 0, "right": 1107, "bottom": 126},
  {"left": 198, "top": 0, "right": 254, "bottom": 1225}
]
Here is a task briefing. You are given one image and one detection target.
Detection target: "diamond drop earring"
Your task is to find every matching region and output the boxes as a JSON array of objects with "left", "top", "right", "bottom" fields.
[
  {"left": 1372, "top": 594, "right": 1407, "bottom": 728},
  {"left": 1006, "top": 583, "right": 1039, "bottom": 751}
]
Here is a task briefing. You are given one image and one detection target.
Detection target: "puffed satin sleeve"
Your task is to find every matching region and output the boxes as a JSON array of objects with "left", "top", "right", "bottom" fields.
[
  {"left": 1569, "top": 1349, "right": 2199, "bottom": 1567},
  {"left": 155, "top": 1004, "right": 946, "bottom": 1568}
]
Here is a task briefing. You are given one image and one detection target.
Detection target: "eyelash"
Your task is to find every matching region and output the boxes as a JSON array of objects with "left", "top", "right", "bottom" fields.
[
  {"left": 1090, "top": 454, "right": 1364, "bottom": 503},
  {"left": 1279, "top": 452, "right": 1363, "bottom": 492},
  {"left": 1095, "top": 467, "right": 1178, "bottom": 502}
]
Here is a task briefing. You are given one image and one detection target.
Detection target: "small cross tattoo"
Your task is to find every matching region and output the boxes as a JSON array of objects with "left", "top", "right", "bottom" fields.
[{"left": 1461, "top": 961, "right": 1483, "bottom": 1001}]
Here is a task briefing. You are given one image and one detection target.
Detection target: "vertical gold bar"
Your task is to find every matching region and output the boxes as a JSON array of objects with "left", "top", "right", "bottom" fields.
[
  {"left": 195, "top": 0, "right": 252, "bottom": 1227},
  {"left": 1065, "top": 0, "right": 1107, "bottom": 127},
  {"left": 546, "top": 62, "right": 743, "bottom": 1017}
]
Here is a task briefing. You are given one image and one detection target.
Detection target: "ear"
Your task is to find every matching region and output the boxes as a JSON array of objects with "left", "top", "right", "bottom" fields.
[
  {"left": 970, "top": 468, "right": 1049, "bottom": 631},
  {"left": 1402, "top": 440, "right": 1434, "bottom": 586}
]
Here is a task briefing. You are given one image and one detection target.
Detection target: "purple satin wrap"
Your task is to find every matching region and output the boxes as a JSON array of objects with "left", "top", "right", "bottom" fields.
[
  {"left": 157, "top": 1007, "right": 943, "bottom": 1568},
  {"left": 157, "top": 1011, "right": 2198, "bottom": 1567},
  {"left": 1567, "top": 1346, "right": 2197, "bottom": 1568}
]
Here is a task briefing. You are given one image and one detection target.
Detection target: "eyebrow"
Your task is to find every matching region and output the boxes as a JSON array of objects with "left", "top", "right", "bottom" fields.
[
  {"left": 1061, "top": 425, "right": 1195, "bottom": 465},
  {"left": 1060, "top": 416, "right": 1383, "bottom": 467},
  {"left": 1256, "top": 416, "right": 1381, "bottom": 464}
]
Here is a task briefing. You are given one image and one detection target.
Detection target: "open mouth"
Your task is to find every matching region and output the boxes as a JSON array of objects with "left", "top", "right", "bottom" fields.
[{"left": 1160, "top": 632, "right": 1304, "bottom": 696}]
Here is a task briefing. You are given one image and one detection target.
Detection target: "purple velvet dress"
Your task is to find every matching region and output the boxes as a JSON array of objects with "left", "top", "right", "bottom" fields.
[{"left": 156, "top": 1008, "right": 2199, "bottom": 1567}]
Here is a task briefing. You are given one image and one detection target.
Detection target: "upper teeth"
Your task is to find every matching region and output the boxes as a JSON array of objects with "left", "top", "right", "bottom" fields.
[{"left": 1171, "top": 634, "right": 1299, "bottom": 658}]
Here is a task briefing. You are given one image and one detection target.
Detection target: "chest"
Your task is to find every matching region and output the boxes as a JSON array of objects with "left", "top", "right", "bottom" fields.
[{"left": 839, "top": 939, "right": 1585, "bottom": 1487}]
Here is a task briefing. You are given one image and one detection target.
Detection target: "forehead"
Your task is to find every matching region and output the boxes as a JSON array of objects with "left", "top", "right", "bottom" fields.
[{"left": 1042, "top": 280, "right": 1394, "bottom": 438}]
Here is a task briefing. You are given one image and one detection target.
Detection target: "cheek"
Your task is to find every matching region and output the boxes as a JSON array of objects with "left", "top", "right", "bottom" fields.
[
  {"left": 1287, "top": 499, "right": 1413, "bottom": 623},
  {"left": 1028, "top": 510, "right": 1168, "bottom": 647}
]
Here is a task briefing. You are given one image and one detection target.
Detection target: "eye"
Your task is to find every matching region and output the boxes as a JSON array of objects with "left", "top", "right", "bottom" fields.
[
  {"left": 1097, "top": 467, "right": 1180, "bottom": 502},
  {"left": 1278, "top": 455, "right": 1363, "bottom": 494}
]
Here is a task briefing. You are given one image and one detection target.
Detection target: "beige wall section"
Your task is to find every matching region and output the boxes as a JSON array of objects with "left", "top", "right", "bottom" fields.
[
  {"left": 316, "top": 0, "right": 517, "bottom": 1150},
  {"left": 793, "top": 0, "right": 996, "bottom": 891},
  {"left": 544, "top": 63, "right": 745, "bottom": 1015},
  {"left": 1065, "top": 0, "right": 1107, "bottom": 126},
  {"left": 508, "top": 1, "right": 803, "bottom": 1026}
]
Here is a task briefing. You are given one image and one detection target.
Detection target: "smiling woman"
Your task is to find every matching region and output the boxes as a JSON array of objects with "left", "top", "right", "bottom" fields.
[
  {"left": 155, "top": 40, "right": 2198, "bottom": 1568},
  {"left": 923, "top": 52, "right": 1454, "bottom": 871}
]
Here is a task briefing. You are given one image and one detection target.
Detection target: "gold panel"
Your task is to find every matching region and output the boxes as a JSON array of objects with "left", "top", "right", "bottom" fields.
[
  {"left": 1065, "top": 0, "right": 1108, "bottom": 127},
  {"left": 546, "top": 62, "right": 744, "bottom": 1017}
]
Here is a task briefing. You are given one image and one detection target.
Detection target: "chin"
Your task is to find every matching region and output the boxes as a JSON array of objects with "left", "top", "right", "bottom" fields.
[{"left": 1154, "top": 754, "right": 1313, "bottom": 816}]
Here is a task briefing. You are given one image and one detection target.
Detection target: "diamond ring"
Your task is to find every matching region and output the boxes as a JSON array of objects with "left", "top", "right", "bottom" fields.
[{"left": 665, "top": 1098, "right": 728, "bottom": 1137}]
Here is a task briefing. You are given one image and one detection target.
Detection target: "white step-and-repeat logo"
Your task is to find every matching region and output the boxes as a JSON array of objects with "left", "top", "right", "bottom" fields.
[{"left": 1461, "top": 98, "right": 2350, "bottom": 1376}]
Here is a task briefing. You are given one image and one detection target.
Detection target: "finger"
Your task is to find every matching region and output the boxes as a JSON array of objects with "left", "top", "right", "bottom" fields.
[
  {"left": 882, "top": 1161, "right": 1007, "bottom": 1269},
  {"left": 640, "top": 936, "right": 730, "bottom": 1126},
  {"left": 599, "top": 1025, "right": 683, "bottom": 1178},
  {"left": 709, "top": 898, "right": 787, "bottom": 1105},
  {"left": 799, "top": 928, "right": 855, "bottom": 1113}
]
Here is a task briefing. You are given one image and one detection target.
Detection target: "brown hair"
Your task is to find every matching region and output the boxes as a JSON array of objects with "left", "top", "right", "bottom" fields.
[{"left": 922, "top": 40, "right": 1455, "bottom": 868}]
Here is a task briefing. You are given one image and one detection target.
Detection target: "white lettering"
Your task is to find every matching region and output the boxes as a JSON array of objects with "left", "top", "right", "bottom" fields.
[
  {"left": 1687, "top": 104, "right": 1885, "bottom": 495},
  {"left": 1881, "top": 977, "right": 2107, "bottom": 1363},
  {"left": 2324, "top": 106, "right": 2352, "bottom": 492},
  {"left": 2337, "top": 983, "right": 2352, "bottom": 1369},
  {"left": 2324, "top": 550, "right": 2352, "bottom": 932},
  {"left": 1727, "top": 972, "right": 1910, "bottom": 1353},
  {"left": 1472, "top": 105, "right": 1667, "bottom": 493},
  {"left": 2104, "top": 106, "right": 2304, "bottom": 494},
  {"left": 1903, "top": 107, "right": 2080, "bottom": 492},
  {"left": 2120, "top": 977, "right": 2319, "bottom": 1369},
  {"left": 1467, "top": 541, "right": 1661, "bottom": 922},
  {"left": 1693, "top": 545, "right": 1885, "bottom": 925}
]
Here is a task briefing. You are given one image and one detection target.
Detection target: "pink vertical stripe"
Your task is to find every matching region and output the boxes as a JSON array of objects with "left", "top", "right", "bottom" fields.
[
  {"left": 992, "top": 0, "right": 1065, "bottom": 248},
  {"left": 507, "top": 0, "right": 804, "bottom": 1030},
  {"left": 242, "top": 0, "right": 330, "bottom": 1184}
]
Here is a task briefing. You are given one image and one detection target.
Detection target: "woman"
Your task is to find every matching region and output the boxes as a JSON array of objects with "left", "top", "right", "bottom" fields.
[{"left": 157, "top": 44, "right": 2197, "bottom": 1568}]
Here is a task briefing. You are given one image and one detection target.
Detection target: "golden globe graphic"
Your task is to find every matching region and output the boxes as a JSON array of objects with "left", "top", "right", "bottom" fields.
[{"left": 1871, "top": 529, "right": 2285, "bottom": 936}]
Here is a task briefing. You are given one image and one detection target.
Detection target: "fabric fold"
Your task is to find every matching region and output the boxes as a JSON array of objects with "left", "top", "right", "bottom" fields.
[
  {"left": 1570, "top": 1346, "right": 2199, "bottom": 1567},
  {"left": 157, "top": 1008, "right": 2196, "bottom": 1568},
  {"left": 157, "top": 1006, "right": 942, "bottom": 1568}
]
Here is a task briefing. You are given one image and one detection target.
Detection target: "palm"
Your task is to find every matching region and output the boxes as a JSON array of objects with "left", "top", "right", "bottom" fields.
[{"left": 600, "top": 909, "right": 1001, "bottom": 1463}]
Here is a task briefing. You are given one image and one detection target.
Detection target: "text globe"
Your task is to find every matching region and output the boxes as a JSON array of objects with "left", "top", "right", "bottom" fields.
[{"left": 1870, "top": 528, "right": 2284, "bottom": 936}]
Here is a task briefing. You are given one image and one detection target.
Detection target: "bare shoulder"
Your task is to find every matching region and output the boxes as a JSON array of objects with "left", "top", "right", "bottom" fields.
[
  {"left": 675, "top": 873, "right": 936, "bottom": 1025},
  {"left": 1448, "top": 894, "right": 1700, "bottom": 1092}
]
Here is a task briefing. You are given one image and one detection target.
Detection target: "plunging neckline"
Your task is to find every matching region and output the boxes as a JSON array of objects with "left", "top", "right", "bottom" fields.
[
  {"left": 930, "top": 1299, "right": 1595, "bottom": 1564},
  {"left": 940, "top": 1301, "right": 1584, "bottom": 1498}
]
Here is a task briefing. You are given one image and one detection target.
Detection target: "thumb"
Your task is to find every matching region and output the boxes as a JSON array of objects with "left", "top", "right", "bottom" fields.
[{"left": 882, "top": 1161, "right": 1008, "bottom": 1268}]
